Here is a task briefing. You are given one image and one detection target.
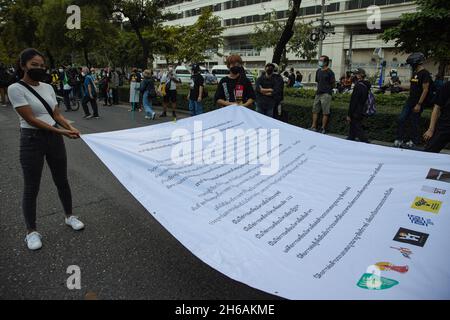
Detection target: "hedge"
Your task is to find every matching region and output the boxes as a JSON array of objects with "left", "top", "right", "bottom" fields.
[{"left": 117, "top": 85, "right": 432, "bottom": 143}]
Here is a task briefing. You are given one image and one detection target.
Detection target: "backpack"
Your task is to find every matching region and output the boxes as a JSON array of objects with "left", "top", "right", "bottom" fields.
[
  {"left": 68, "top": 71, "right": 80, "bottom": 87},
  {"left": 359, "top": 82, "right": 376, "bottom": 116},
  {"left": 142, "top": 79, "right": 157, "bottom": 98},
  {"left": 158, "top": 82, "right": 166, "bottom": 97}
]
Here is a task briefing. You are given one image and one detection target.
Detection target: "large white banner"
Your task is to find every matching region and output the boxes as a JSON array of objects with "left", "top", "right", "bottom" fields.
[{"left": 82, "top": 106, "right": 450, "bottom": 300}]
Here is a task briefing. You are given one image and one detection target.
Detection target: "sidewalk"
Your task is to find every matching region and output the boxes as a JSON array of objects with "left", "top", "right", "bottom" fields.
[
  {"left": 116, "top": 102, "right": 449, "bottom": 154},
  {"left": 328, "top": 133, "right": 450, "bottom": 154}
]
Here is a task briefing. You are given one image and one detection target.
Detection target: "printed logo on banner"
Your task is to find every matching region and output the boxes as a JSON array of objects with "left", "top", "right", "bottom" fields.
[
  {"left": 393, "top": 228, "right": 429, "bottom": 247},
  {"left": 357, "top": 265, "right": 399, "bottom": 290},
  {"left": 411, "top": 197, "right": 442, "bottom": 214},
  {"left": 421, "top": 185, "right": 446, "bottom": 195},
  {"left": 408, "top": 214, "right": 434, "bottom": 227},
  {"left": 426, "top": 168, "right": 450, "bottom": 183},
  {"left": 390, "top": 246, "right": 413, "bottom": 259},
  {"left": 375, "top": 262, "right": 409, "bottom": 273}
]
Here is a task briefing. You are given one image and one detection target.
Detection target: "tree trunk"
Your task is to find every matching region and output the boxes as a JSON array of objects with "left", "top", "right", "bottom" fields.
[
  {"left": 131, "top": 22, "right": 149, "bottom": 69},
  {"left": 272, "top": 0, "right": 302, "bottom": 65},
  {"left": 83, "top": 48, "right": 91, "bottom": 68},
  {"left": 280, "top": 49, "right": 288, "bottom": 71}
]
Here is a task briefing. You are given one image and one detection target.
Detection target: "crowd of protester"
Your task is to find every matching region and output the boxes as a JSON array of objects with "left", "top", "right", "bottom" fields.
[{"left": 1, "top": 50, "right": 449, "bottom": 156}]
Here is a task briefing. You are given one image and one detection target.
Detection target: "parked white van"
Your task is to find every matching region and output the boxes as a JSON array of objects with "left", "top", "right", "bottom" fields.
[
  {"left": 211, "top": 65, "right": 255, "bottom": 83},
  {"left": 174, "top": 66, "right": 191, "bottom": 83},
  {"left": 174, "top": 65, "right": 218, "bottom": 84}
]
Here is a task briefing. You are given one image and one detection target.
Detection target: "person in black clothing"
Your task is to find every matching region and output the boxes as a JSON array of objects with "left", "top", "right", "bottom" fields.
[
  {"left": 423, "top": 81, "right": 450, "bottom": 153},
  {"left": 256, "top": 62, "right": 282, "bottom": 117},
  {"left": 187, "top": 63, "right": 205, "bottom": 116},
  {"left": 286, "top": 68, "right": 295, "bottom": 88},
  {"left": 270, "top": 63, "right": 285, "bottom": 120},
  {"left": 295, "top": 71, "right": 303, "bottom": 84},
  {"left": 102, "top": 67, "right": 112, "bottom": 106},
  {"left": 0, "top": 62, "right": 10, "bottom": 105},
  {"left": 214, "top": 54, "right": 255, "bottom": 108},
  {"left": 394, "top": 52, "right": 432, "bottom": 149},
  {"left": 346, "top": 68, "right": 370, "bottom": 143}
]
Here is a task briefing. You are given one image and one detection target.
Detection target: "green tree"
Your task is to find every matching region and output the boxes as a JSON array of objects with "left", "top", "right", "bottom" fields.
[
  {"left": 65, "top": 3, "right": 120, "bottom": 68},
  {"left": 251, "top": 9, "right": 316, "bottom": 70},
  {"left": 33, "top": 0, "right": 73, "bottom": 68},
  {"left": 86, "top": 0, "right": 171, "bottom": 68},
  {"left": 163, "top": 8, "right": 224, "bottom": 64},
  {"left": 0, "top": 0, "right": 42, "bottom": 64},
  {"left": 382, "top": 0, "right": 450, "bottom": 76}
]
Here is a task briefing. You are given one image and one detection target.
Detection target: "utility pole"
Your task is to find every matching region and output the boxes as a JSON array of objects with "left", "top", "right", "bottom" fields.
[
  {"left": 318, "top": 0, "right": 326, "bottom": 58},
  {"left": 348, "top": 31, "right": 353, "bottom": 71}
]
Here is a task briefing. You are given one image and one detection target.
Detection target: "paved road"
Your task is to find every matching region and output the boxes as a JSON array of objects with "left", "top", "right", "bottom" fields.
[
  {"left": 0, "top": 103, "right": 279, "bottom": 300},
  {"left": 2, "top": 102, "right": 446, "bottom": 300}
]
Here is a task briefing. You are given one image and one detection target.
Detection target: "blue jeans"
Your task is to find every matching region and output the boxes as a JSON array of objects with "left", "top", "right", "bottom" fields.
[
  {"left": 189, "top": 99, "right": 203, "bottom": 116},
  {"left": 143, "top": 91, "right": 154, "bottom": 116},
  {"left": 396, "top": 101, "right": 422, "bottom": 144},
  {"left": 256, "top": 103, "right": 274, "bottom": 117}
]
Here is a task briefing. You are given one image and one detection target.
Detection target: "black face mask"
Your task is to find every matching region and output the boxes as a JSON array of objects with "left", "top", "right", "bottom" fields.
[
  {"left": 27, "top": 68, "right": 46, "bottom": 81},
  {"left": 230, "top": 66, "right": 242, "bottom": 75},
  {"left": 266, "top": 67, "right": 274, "bottom": 75},
  {"left": 411, "top": 64, "right": 421, "bottom": 72}
]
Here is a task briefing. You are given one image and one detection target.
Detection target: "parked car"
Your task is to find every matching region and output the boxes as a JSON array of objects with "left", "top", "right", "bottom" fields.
[
  {"left": 174, "top": 65, "right": 191, "bottom": 83},
  {"left": 211, "top": 65, "right": 254, "bottom": 84}
]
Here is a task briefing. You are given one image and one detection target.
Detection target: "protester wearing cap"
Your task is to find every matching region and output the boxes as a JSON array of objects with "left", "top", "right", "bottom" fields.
[
  {"left": 187, "top": 63, "right": 205, "bottom": 116},
  {"left": 394, "top": 52, "right": 432, "bottom": 149},
  {"left": 346, "top": 68, "right": 370, "bottom": 143},
  {"left": 255, "top": 63, "right": 283, "bottom": 118}
]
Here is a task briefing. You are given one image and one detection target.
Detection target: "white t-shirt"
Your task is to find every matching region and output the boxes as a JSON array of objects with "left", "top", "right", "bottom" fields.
[
  {"left": 161, "top": 72, "right": 178, "bottom": 90},
  {"left": 8, "top": 82, "right": 57, "bottom": 129}
]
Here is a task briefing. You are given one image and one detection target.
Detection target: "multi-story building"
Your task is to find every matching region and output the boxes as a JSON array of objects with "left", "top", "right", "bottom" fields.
[{"left": 160, "top": 0, "right": 439, "bottom": 83}]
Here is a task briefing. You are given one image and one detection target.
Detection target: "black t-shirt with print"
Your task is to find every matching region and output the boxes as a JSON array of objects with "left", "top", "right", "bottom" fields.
[
  {"left": 408, "top": 69, "right": 432, "bottom": 105},
  {"left": 435, "top": 81, "right": 450, "bottom": 130},
  {"left": 214, "top": 74, "right": 256, "bottom": 105},
  {"left": 189, "top": 73, "right": 204, "bottom": 101}
]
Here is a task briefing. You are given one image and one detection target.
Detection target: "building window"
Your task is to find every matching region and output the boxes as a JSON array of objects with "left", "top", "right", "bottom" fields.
[
  {"left": 304, "top": 5, "right": 319, "bottom": 16},
  {"left": 346, "top": 0, "right": 412, "bottom": 10},
  {"left": 222, "top": 0, "right": 272, "bottom": 11},
  {"left": 326, "top": 2, "right": 340, "bottom": 13}
]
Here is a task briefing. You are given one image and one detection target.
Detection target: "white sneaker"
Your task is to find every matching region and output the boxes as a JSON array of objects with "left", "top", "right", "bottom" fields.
[
  {"left": 393, "top": 140, "right": 403, "bottom": 148},
  {"left": 405, "top": 140, "right": 415, "bottom": 149},
  {"left": 25, "top": 232, "right": 42, "bottom": 250},
  {"left": 151, "top": 112, "right": 156, "bottom": 120},
  {"left": 65, "top": 216, "right": 85, "bottom": 231},
  {"left": 144, "top": 115, "right": 150, "bottom": 119}
]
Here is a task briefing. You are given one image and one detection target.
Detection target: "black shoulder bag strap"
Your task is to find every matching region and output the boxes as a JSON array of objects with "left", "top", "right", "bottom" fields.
[{"left": 17, "top": 80, "right": 61, "bottom": 127}]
